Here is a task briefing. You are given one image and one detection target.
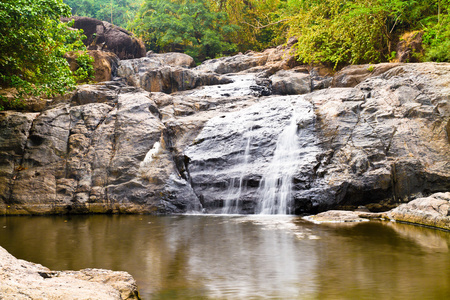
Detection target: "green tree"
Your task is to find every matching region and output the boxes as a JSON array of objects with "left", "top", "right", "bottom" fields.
[
  {"left": 64, "top": 0, "right": 144, "bottom": 28},
  {"left": 423, "top": 0, "right": 450, "bottom": 61},
  {"left": 0, "top": 0, "right": 89, "bottom": 110},
  {"left": 131, "top": 0, "right": 238, "bottom": 62},
  {"left": 284, "top": 0, "right": 446, "bottom": 67},
  {"left": 207, "top": 0, "right": 289, "bottom": 52}
]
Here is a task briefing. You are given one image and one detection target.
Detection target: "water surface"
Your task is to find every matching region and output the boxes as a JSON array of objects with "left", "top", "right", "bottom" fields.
[{"left": 1, "top": 215, "right": 450, "bottom": 299}]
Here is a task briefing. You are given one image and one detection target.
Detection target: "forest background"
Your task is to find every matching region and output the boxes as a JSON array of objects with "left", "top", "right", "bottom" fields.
[
  {"left": 65, "top": 0, "right": 450, "bottom": 64},
  {"left": 1, "top": 0, "right": 449, "bottom": 110}
]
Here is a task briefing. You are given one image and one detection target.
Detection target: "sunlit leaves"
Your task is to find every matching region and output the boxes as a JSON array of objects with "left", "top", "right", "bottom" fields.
[
  {"left": 131, "top": 0, "right": 238, "bottom": 62},
  {"left": 0, "top": 0, "right": 89, "bottom": 109}
]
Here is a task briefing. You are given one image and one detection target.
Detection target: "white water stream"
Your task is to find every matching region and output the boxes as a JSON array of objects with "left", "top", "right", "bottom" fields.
[
  {"left": 221, "top": 136, "right": 252, "bottom": 214},
  {"left": 257, "top": 104, "right": 301, "bottom": 214}
]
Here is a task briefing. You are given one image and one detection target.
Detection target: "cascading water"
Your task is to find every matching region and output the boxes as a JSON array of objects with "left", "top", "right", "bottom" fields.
[
  {"left": 221, "top": 136, "right": 252, "bottom": 214},
  {"left": 257, "top": 103, "right": 301, "bottom": 215},
  {"left": 186, "top": 89, "right": 320, "bottom": 215}
]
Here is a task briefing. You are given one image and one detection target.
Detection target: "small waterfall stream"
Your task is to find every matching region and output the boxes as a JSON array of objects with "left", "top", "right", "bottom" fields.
[
  {"left": 221, "top": 137, "right": 252, "bottom": 214},
  {"left": 186, "top": 80, "right": 320, "bottom": 215},
  {"left": 257, "top": 106, "right": 301, "bottom": 214}
]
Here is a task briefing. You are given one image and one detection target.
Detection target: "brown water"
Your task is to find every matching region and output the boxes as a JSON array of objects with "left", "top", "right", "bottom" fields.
[{"left": 1, "top": 215, "right": 450, "bottom": 299}]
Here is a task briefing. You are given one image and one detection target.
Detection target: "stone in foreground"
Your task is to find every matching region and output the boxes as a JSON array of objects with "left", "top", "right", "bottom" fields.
[{"left": 0, "top": 246, "right": 140, "bottom": 300}]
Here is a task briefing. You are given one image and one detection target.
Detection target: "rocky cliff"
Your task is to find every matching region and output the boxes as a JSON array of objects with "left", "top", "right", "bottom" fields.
[{"left": 0, "top": 46, "right": 448, "bottom": 215}]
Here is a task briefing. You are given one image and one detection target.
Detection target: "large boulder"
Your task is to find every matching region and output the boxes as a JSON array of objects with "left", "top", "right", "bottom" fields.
[
  {"left": 385, "top": 192, "right": 450, "bottom": 230},
  {"left": 65, "top": 50, "right": 119, "bottom": 82},
  {"left": 62, "top": 16, "right": 146, "bottom": 59},
  {"left": 194, "top": 38, "right": 300, "bottom": 75},
  {"left": 0, "top": 246, "right": 139, "bottom": 299},
  {"left": 332, "top": 63, "right": 402, "bottom": 87},
  {"left": 147, "top": 51, "right": 196, "bottom": 68},
  {"left": 118, "top": 58, "right": 232, "bottom": 93},
  {"left": 270, "top": 68, "right": 311, "bottom": 95}
]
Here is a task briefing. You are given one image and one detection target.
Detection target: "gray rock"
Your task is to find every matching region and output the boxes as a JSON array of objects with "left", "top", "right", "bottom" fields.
[
  {"left": 185, "top": 63, "right": 450, "bottom": 213},
  {"left": 332, "top": 63, "right": 403, "bottom": 87},
  {"left": 0, "top": 85, "right": 202, "bottom": 214},
  {"left": 147, "top": 52, "right": 196, "bottom": 68},
  {"left": 270, "top": 69, "right": 311, "bottom": 95},
  {"left": 118, "top": 59, "right": 232, "bottom": 93},
  {"left": 0, "top": 246, "right": 139, "bottom": 299},
  {"left": 385, "top": 192, "right": 450, "bottom": 230},
  {"left": 0, "top": 49, "right": 449, "bottom": 216},
  {"left": 195, "top": 42, "right": 299, "bottom": 74},
  {"left": 310, "top": 63, "right": 450, "bottom": 211}
]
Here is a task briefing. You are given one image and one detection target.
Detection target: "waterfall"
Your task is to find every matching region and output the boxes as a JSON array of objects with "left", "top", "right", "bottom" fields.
[
  {"left": 221, "top": 137, "right": 252, "bottom": 214},
  {"left": 257, "top": 104, "right": 302, "bottom": 215},
  {"left": 186, "top": 93, "right": 319, "bottom": 215}
]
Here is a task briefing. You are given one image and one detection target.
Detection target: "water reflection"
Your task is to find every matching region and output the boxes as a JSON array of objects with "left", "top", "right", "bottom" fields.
[{"left": 1, "top": 215, "right": 450, "bottom": 299}]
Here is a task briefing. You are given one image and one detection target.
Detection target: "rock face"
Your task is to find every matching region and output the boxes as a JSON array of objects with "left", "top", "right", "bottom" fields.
[
  {"left": 63, "top": 16, "right": 146, "bottom": 59},
  {"left": 0, "top": 82, "right": 202, "bottom": 214},
  {"left": 0, "top": 44, "right": 449, "bottom": 216},
  {"left": 185, "top": 63, "right": 450, "bottom": 213},
  {"left": 0, "top": 246, "right": 140, "bottom": 299},
  {"left": 331, "top": 63, "right": 402, "bottom": 87}
]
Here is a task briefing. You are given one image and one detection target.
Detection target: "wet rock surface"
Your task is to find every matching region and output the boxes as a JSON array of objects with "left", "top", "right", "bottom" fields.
[
  {"left": 0, "top": 246, "right": 140, "bottom": 300},
  {"left": 0, "top": 45, "right": 449, "bottom": 217}
]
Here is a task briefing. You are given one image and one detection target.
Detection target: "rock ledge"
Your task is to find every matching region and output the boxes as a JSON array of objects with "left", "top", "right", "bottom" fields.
[{"left": 0, "top": 246, "right": 140, "bottom": 300}]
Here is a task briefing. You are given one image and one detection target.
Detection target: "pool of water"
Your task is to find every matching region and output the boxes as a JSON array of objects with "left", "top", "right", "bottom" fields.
[{"left": 1, "top": 215, "right": 450, "bottom": 299}]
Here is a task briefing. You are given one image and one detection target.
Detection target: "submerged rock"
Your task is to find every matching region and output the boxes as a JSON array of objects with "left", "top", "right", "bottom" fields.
[{"left": 0, "top": 246, "right": 140, "bottom": 299}]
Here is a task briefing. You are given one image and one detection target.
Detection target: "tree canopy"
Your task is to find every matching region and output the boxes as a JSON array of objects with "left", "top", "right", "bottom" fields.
[
  {"left": 63, "top": 0, "right": 144, "bottom": 28},
  {"left": 0, "top": 0, "right": 91, "bottom": 110},
  {"left": 61, "top": 0, "right": 450, "bottom": 65},
  {"left": 130, "top": 0, "right": 239, "bottom": 62},
  {"left": 283, "top": 0, "right": 449, "bottom": 66}
]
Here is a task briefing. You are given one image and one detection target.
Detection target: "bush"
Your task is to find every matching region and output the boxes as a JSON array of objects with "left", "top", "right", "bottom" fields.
[{"left": 0, "top": 0, "right": 90, "bottom": 110}]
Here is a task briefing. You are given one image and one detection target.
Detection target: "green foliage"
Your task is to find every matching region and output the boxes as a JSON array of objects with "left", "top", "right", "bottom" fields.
[
  {"left": 74, "top": 52, "right": 95, "bottom": 82},
  {"left": 0, "top": 0, "right": 90, "bottom": 110},
  {"left": 282, "top": 0, "right": 448, "bottom": 67},
  {"left": 423, "top": 2, "right": 450, "bottom": 62},
  {"left": 208, "top": 0, "right": 289, "bottom": 52},
  {"left": 131, "top": 0, "right": 238, "bottom": 62},
  {"left": 64, "top": 0, "right": 144, "bottom": 28}
]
